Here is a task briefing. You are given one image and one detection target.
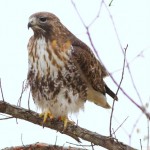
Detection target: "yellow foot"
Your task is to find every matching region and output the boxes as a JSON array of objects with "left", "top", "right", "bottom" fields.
[
  {"left": 59, "top": 116, "right": 75, "bottom": 130},
  {"left": 39, "top": 110, "right": 54, "bottom": 123}
]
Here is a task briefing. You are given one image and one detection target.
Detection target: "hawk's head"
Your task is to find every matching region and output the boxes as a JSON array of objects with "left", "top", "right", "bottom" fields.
[
  {"left": 28, "top": 12, "right": 61, "bottom": 35},
  {"left": 28, "top": 12, "right": 71, "bottom": 40}
]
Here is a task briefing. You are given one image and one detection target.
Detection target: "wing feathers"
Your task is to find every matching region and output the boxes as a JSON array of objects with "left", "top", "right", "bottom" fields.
[{"left": 71, "top": 38, "right": 118, "bottom": 102}]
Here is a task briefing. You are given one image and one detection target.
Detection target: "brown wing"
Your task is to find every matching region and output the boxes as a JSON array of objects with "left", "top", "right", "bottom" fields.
[{"left": 71, "top": 38, "right": 118, "bottom": 101}]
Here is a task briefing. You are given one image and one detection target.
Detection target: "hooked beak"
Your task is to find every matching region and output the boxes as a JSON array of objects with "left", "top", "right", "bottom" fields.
[
  {"left": 28, "top": 22, "right": 32, "bottom": 29},
  {"left": 28, "top": 17, "right": 37, "bottom": 29}
]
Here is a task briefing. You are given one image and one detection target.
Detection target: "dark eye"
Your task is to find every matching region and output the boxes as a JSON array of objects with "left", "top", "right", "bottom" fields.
[{"left": 39, "top": 17, "right": 47, "bottom": 23}]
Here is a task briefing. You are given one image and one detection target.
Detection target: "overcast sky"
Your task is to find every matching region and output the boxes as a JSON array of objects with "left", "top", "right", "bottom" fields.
[{"left": 0, "top": 0, "right": 150, "bottom": 149}]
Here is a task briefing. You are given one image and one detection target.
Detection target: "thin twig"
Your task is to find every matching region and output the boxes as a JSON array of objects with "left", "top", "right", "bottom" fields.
[
  {"left": 128, "top": 113, "right": 143, "bottom": 147},
  {"left": 0, "top": 113, "right": 14, "bottom": 121},
  {"left": 91, "top": 142, "right": 94, "bottom": 150},
  {"left": 66, "top": 141, "right": 94, "bottom": 148},
  {"left": 109, "top": 100, "right": 115, "bottom": 137},
  {"left": 28, "top": 90, "right": 31, "bottom": 110},
  {"left": 88, "top": 0, "right": 103, "bottom": 28},
  {"left": 102, "top": 0, "right": 123, "bottom": 52},
  {"left": 16, "top": 118, "right": 18, "bottom": 124},
  {"left": 147, "top": 119, "right": 149, "bottom": 150},
  {"left": 126, "top": 61, "right": 143, "bottom": 105},
  {"left": 0, "top": 78, "right": 5, "bottom": 101},
  {"left": 17, "top": 80, "right": 27, "bottom": 107},
  {"left": 55, "top": 135, "right": 58, "bottom": 146},
  {"left": 112, "top": 128, "right": 116, "bottom": 139},
  {"left": 71, "top": 0, "right": 86, "bottom": 27},
  {"left": 0, "top": 113, "right": 10, "bottom": 117},
  {"left": 109, "top": 0, "right": 114, "bottom": 7},
  {"left": 86, "top": 27, "right": 102, "bottom": 62},
  {"left": 109, "top": 44, "right": 128, "bottom": 136},
  {"left": 140, "top": 139, "right": 142, "bottom": 150},
  {"left": 112, "top": 115, "right": 129, "bottom": 136},
  {"left": 0, "top": 116, "right": 14, "bottom": 120},
  {"left": 116, "top": 43, "right": 128, "bottom": 96},
  {"left": 112, "top": 116, "right": 129, "bottom": 135},
  {"left": 21, "top": 134, "right": 25, "bottom": 147}
]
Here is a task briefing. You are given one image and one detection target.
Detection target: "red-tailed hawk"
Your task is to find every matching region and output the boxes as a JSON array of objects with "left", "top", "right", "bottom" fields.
[{"left": 27, "top": 12, "right": 118, "bottom": 129}]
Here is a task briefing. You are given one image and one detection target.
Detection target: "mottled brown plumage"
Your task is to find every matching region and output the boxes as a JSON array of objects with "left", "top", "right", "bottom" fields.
[{"left": 27, "top": 12, "right": 117, "bottom": 125}]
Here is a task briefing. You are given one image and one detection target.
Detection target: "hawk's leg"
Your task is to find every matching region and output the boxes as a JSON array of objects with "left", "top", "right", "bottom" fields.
[
  {"left": 39, "top": 110, "right": 54, "bottom": 123},
  {"left": 59, "top": 116, "right": 75, "bottom": 130}
]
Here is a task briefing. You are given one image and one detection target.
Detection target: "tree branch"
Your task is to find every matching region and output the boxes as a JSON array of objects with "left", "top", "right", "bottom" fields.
[
  {"left": 0, "top": 100, "right": 137, "bottom": 150},
  {"left": 2, "top": 142, "right": 84, "bottom": 150}
]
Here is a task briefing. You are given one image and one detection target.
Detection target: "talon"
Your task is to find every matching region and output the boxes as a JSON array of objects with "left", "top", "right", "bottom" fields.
[
  {"left": 59, "top": 116, "right": 75, "bottom": 130},
  {"left": 39, "top": 110, "right": 54, "bottom": 123}
]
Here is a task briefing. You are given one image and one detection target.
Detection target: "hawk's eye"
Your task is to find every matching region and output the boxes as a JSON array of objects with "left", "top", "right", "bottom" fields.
[{"left": 39, "top": 17, "right": 47, "bottom": 23}]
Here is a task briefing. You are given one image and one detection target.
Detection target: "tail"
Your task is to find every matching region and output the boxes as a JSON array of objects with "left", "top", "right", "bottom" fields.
[
  {"left": 105, "top": 84, "right": 118, "bottom": 101},
  {"left": 87, "top": 88, "right": 111, "bottom": 109}
]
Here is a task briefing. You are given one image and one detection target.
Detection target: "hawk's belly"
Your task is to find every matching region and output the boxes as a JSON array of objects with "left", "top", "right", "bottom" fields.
[
  {"left": 28, "top": 37, "right": 87, "bottom": 117},
  {"left": 31, "top": 81, "right": 85, "bottom": 117}
]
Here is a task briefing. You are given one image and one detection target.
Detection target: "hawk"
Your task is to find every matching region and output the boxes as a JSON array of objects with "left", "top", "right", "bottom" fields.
[{"left": 27, "top": 12, "right": 118, "bottom": 129}]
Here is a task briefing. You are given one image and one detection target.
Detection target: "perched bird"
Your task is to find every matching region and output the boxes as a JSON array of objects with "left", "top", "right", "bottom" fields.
[{"left": 27, "top": 12, "right": 118, "bottom": 129}]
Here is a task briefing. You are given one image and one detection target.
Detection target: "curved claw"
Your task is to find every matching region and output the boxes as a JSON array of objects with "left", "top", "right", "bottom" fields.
[
  {"left": 59, "top": 116, "right": 75, "bottom": 130},
  {"left": 40, "top": 110, "right": 54, "bottom": 123}
]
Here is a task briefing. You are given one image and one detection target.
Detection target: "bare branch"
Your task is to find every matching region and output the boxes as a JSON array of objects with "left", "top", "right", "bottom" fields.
[
  {"left": 2, "top": 142, "right": 84, "bottom": 150},
  {"left": 0, "top": 101, "right": 137, "bottom": 150}
]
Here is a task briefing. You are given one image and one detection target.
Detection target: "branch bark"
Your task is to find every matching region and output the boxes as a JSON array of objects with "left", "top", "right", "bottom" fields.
[
  {"left": 0, "top": 101, "right": 137, "bottom": 150},
  {"left": 2, "top": 142, "right": 84, "bottom": 150}
]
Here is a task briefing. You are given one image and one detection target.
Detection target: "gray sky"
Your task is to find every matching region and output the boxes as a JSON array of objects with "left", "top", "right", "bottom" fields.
[{"left": 0, "top": 0, "right": 150, "bottom": 149}]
